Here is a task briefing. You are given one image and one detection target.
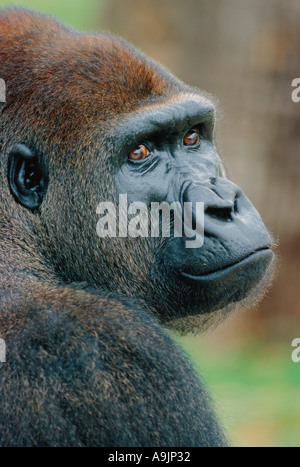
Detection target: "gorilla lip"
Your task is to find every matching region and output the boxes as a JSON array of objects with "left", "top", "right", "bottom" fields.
[{"left": 180, "top": 247, "right": 273, "bottom": 282}]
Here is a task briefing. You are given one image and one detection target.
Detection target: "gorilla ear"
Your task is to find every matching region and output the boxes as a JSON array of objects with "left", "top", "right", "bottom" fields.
[{"left": 8, "top": 144, "right": 48, "bottom": 211}]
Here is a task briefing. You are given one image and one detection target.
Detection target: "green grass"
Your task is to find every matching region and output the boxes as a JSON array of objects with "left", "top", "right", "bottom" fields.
[
  {"left": 0, "top": 0, "right": 105, "bottom": 30},
  {"left": 176, "top": 335, "right": 300, "bottom": 447}
]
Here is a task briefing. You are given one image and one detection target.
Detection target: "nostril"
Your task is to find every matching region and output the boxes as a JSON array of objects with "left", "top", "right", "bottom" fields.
[{"left": 205, "top": 206, "right": 233, "bottom": 222}]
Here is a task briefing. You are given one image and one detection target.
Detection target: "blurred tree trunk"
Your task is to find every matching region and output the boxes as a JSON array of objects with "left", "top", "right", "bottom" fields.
[{"left": 102, "top": 0, "right": 300, "bottom": 335}]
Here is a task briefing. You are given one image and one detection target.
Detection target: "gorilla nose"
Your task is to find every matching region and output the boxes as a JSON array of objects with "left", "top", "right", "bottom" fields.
[
  {"left": 182, "top": 177, "right": 240, "bottom": 224},
  {"left": 205, "top": 204, "right": 234, "bottom": 222}
]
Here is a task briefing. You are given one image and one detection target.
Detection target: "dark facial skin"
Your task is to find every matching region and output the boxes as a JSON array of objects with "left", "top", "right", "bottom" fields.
[{"left": 115, "top": 95, "right": 274, "bottom": 315}]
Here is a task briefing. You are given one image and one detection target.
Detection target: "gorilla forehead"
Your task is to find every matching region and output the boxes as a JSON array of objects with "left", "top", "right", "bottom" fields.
[{"left": 0, "top": 8, "right": 184, "bottom": 129}]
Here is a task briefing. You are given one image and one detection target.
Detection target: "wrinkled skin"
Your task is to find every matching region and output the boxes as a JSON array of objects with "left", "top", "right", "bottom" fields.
[{"left": 115, "top": 96, "right": 273, "bottom": 318}]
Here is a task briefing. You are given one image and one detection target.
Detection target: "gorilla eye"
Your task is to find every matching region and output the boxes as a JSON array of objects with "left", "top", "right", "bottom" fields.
[
  {"left": 183, "top": 129, "right": 201, "bottom": 147},
  {"left": 128, "top": 144, "right": 150, "bottom": 161}
]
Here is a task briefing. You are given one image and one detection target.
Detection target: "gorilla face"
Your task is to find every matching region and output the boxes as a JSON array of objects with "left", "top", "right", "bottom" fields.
[{"left": 114, "top": 95, "right": 274, "bottom": 318}]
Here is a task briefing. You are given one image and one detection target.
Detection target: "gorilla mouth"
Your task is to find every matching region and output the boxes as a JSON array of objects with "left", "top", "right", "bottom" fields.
[{"left": 180, "top": 247, "right": 273, "bottom": 282}]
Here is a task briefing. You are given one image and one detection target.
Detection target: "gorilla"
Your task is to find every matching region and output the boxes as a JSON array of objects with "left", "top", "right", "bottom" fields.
[{"left": 0, "top": 9, "right": 274, "bottom": 447}]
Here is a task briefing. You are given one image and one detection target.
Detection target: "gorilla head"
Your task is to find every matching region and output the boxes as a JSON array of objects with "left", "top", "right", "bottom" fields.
[{"left": 0, "top": 9, "right": 274, "bottom": 331}]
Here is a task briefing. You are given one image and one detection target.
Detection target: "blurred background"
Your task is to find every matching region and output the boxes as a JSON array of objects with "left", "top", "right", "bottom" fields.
[{"left": 1, "top": 0, "right": 299, "bottom": 447}]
